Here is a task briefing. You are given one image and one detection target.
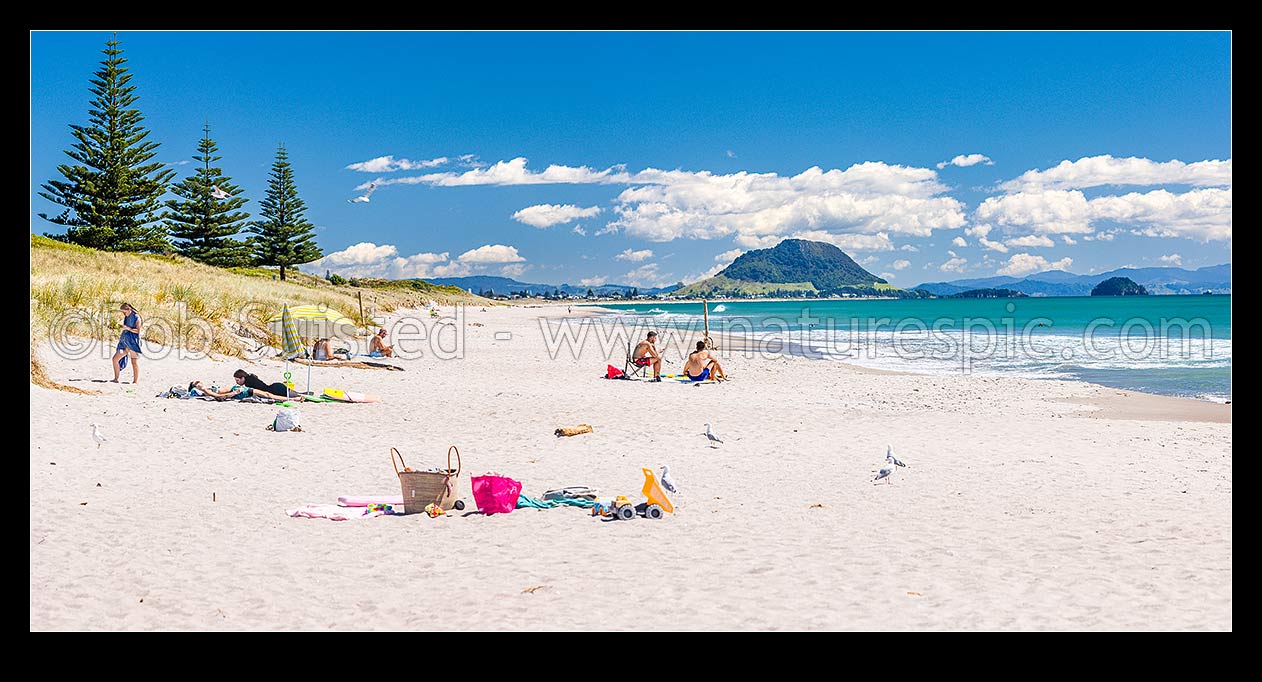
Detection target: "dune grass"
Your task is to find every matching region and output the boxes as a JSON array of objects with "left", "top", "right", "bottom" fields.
[{"left": 30, "top": 235, "right": 488, "bottom": 364}]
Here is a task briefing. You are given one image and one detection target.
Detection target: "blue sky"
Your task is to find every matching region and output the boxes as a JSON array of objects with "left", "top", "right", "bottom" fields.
[{"left": 30, "top": 31, "right": 1231, "bottom": 288}]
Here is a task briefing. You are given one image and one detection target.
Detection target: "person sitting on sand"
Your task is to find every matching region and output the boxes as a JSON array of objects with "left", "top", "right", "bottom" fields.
[
  {"left": 233, "top": 369, "right": 301, "bottom": 398},
  {"left": 369, "top": 328, "right": 394, "bottom": 357},
  {"left": 683, "top": 340, "right": 727, "bottom": 382},
  {"left": 189, "top": 380, "right": 303, "bottom": 402},
  {"left": 633, "top": 330, "right": 664, "bottom": 382},
  {"left": 312, "top": 338, "right": 350, "bottom": 361}
]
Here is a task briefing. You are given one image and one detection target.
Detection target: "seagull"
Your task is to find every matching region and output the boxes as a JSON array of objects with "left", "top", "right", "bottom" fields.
[
  {"left": 348, "top": 183, "right": 376, "bottom": 203},
  {"left": 873, "top": 445, "right": 907, "bottom": 484},
  {"left": 91, "top": 423, "right": 107, "bottom": 449},
  {"left": 703, "top": 423, "right": 723, "bottom": 446},
  {"left": 659, "top": 465, "right": 678, "bottom": 494},
  {"left": 210, "top": 185, "right": 230, "bottom": 200}
]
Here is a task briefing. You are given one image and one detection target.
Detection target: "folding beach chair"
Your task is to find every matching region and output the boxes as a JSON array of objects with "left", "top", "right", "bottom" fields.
[{"left": 625, "top": 339, "right": 652, "bottom": 380}]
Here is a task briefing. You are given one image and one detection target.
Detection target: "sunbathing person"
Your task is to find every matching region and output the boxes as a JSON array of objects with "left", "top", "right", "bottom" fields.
[
  {"left": 233, "top": 369, "right": 302, "bottom": 398},
  {"left": 312, "top": 338, "right": 350, "bottom": 361},
  {"left": 683, "top": 340, "right": 727, "bottom": 382},
  {"left": 189, "top": 380, "right": 303, "bottom": 402},
  {"left": 369, "top": 328, "right": 394, "bottom": 357},
  {"left": 632, "top": 330, "right": 663, "bottom": 382}
]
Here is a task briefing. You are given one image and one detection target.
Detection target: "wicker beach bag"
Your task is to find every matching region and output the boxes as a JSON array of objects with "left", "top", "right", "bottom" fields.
[{"left": 391, "top": 446, "right": 462, "bottom": 514}]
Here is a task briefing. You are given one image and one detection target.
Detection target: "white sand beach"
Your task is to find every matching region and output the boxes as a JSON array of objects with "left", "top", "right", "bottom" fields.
[{"left": 29, "top": 305, "right": 1232, "bottom": 631}]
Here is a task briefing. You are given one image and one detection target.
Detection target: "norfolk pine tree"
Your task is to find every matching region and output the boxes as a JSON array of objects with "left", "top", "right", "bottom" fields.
[
  {"left": 39, "top": 34, "right": 175, "bottom": 252},
  {"left": 248, "top": 145, "right": 321, "bottom": 280},
  {"left": 162, "top": 124, "right": 252, "bottom": 266}
]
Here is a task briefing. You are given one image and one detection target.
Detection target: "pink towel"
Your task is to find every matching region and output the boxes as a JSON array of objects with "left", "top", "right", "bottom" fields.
[
  {"left": 287, "top": 504, "right": 387, "bottom": 521},
  {"left": 337, "top": 495, "right": 405, "bottom": 507}
]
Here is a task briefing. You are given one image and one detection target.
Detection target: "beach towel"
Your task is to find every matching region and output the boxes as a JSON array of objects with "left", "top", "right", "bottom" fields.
[
  {"left": 605, "top": 365, "right": 625, "bottom": 380},
  {"left": 338, "top": 495, "right": 406, "bottom": 507},
  {"left": 516, "top": 494, "right": 598, "bottom": 510},
  {"left": 154, "top": 387, "right": 277, "bottom": 403},
  {"left": 286, "top": 504, "right": 394, "bottom": 521}
]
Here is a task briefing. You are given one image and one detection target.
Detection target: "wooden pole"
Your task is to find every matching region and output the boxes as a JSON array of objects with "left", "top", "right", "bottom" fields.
[
  {"left": 703, "top": 298, "right": 713, "bottom": 349},
  {"left": 357, "top": 291, "right": 365, "bottom": 330}
]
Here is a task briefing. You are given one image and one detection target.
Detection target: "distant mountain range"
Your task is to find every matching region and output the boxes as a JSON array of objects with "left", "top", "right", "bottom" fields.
[
  {"left": 674, "top": 239, "right": 912, "bottom": 298},
  {"left": 424, "top": 275, "right": 679, "bottom": 297},
  {"left": 914, "top": 264, "right": 1230, "bottom": 297}
]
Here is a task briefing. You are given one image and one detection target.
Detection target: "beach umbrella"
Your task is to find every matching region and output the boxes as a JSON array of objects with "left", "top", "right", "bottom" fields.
[
  {"left": 267, "top": 304, "right": 358, "bottom": 393},
  {"left": 276, "top": 305, "right": 304, "bottom": 392}
]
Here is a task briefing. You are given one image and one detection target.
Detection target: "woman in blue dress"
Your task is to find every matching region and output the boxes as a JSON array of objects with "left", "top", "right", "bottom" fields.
[{"left": 111, "top": 302, "right": 142, "bottom": 383}]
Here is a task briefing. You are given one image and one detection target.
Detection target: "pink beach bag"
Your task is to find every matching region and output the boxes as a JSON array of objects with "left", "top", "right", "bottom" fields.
[{"left": 470, "top": 473, "right": 522, "bottom": 515}]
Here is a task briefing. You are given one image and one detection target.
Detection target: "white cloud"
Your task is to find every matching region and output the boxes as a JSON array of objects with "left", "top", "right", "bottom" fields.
[
  {"left": 726, "top": 150, "right": 737, "bottom": 158},
  {"left": 380, "top": 157, "right": 966, "bottom": 246},
  {"left": 858, "top": 255, "right": 879, "bottom": 266},
  {"left": 965, "top": 224, "right": 992, "bottom": 238},
  {"left": 714, "top": 249, "right": 744, "bottom": 263},
  {"left": 978, "top": 237, "right": 1009, "bottom": 253},
  {"left": 572, "top": 225, "right": 587, "bottom": 236},
  {"left": 306, "top": 242, "right": 453, "bottom": 279},
  {"left": 1061, "top": 235, "right": 1077, "bottom": 245},
  {"left": 373, "top": 157, "right": 630, "bottom": 188},
  {"left": 951, "top": 236, "right": 968, "bottom": 247},
  {"left": 739, "top": 231, "right": 896, "bottom": 252},
  {"left": 996, "top": 253, "right": 1073, "bottom": 277},
  {"left": 499, "top": 263, "right": 530, "bottom": 277},
  {"left": 999, "top": 155, "right": 1232, "bottom": 192},
  {"left": 610, "top": 163, "right": 965, "bottom": 243},
  {"left": 891, "top": 259, "right": 911, "bottom": 270},
  {"left": 899, "top": 244, "right": 920, "bottom": 252},
  {"left": 511, "top": 203, "right": 603, "bottom": 228},
  {"left": 621, "top": 263, "right": 673, "bottom": 289},
  {"left": 615, "top": 248, "right": 654, "bottom": 262},
  {"left": 578, "top": 276, "right": 608, "bottom": 287},
  {"left": 940, "top": 257, "right": 968, "bottom": 273},
  {"left": 975, "top": 188, "right": 1231, "bottom": 241},
  {"left": 1004, "top": 235, "right": 1055, "bottom": 248},
  {"left": 879, "top": 272, "right": 897, "bottom": 280},
  {"left": 1157, "top": 253, "right": 1183, "bottom": 266},
  {"left": 165, "top": 160, "right": 191, "bottom": 166},
  {"left": 936, "top": 153, "right": 994, "bottom": 169},
  {"left": 457, "top": 244, "right": 526, "bottom": 264},
  {"left": 345, "top": 155, "right": 463, "bottom": 173}
]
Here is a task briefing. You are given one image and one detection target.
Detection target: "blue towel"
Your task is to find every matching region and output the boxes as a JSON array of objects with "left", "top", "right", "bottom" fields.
[{"left": 516, "top": 495, "right": 597, "bottom": 510}]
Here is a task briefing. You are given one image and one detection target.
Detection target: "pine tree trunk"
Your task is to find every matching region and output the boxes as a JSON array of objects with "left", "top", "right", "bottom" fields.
[{"left": 279, "top": 264, "right": 287, "bottom": 281}]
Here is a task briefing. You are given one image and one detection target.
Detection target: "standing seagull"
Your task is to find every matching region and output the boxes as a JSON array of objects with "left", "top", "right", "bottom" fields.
[
  {"left": 210, "top": 185, "right": 230, "bottom": 200},
  {"left": 703, "top": 423, "right": 723, "bottom": 447},
  {"left": 348, "top": 183, "right": 376, "bottom": 203},
  {"left": 873, "top": 445, "right": 907, "bottom": 484},
  {"left": 91, "top": 423, "right": 107, "bottom": 449},
  {"left": 659, "top": 465, "right": 678, "bottom": 494}
]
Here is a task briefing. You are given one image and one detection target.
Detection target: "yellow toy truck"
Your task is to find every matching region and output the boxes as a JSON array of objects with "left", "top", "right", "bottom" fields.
[{"left": 592, "top": 468, "right": 675, "bottom": 520}]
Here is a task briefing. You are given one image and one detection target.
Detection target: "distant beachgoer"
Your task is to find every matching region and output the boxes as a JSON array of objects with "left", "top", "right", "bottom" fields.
[
  {"left": 189, "top": 380, "right": 301, "bottom": 402},
  {"left": 369, "top": 328, "right": 394, "bottom": 357},
  {"left": 233, "top": 369, "right": 301, "bottom": 398},
  {"left": 684, "top": 340, "right": 727, "bottom": 382},
  {"left": 110, "top": 303, "right": 142, "bottom": 384},
  {"left": 633, "top": 331, "right": 663, "bottom": 382}
]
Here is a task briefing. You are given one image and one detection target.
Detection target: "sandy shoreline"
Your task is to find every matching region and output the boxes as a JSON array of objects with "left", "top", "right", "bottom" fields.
[{"left": 30, "top": 305, "right": 1232, "bottom": 630}]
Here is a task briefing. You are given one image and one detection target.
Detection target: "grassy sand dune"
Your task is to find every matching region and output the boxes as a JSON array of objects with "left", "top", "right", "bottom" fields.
[{"left": 29, "top": 236, "right": 488, "bottom": 365}]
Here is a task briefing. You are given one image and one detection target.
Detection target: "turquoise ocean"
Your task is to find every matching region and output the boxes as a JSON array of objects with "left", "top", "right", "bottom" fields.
[{"left": 595, "top": 295, "right": 1231, "bottom": 402}]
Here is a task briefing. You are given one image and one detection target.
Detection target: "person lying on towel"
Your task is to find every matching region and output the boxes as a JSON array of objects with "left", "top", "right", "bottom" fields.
[
  {"left": 234, "top": 369, "right": 303, "bottom": 398},
  {"left": 683, "top": 341, "right": 727, "bottom": 382},
  {"left": 189, "top": 380, "right": 303, "bottom": 402}
]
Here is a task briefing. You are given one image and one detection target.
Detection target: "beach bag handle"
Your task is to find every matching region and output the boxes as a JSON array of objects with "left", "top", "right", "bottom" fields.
[
  {"left": 391, "top": 446, "right": 462, "bottom": 478},
  {"left": 447, "top": 445, "right": 462, "bottom": 477},
  {"left": 391, "top": 447, "right": 407, "bottom": 476}
]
